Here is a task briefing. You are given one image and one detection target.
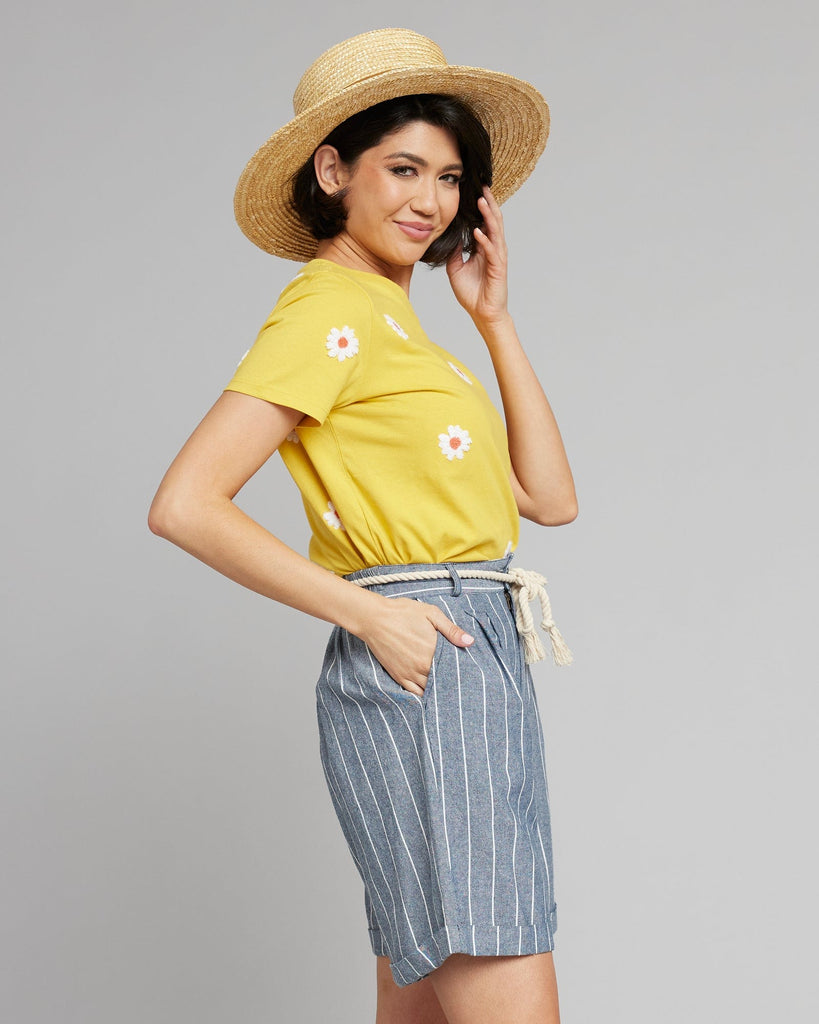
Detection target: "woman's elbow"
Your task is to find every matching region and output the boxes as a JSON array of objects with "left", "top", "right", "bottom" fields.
[
  {"left": 528, "top": 497, "right": 579, "bottom": 527},
  {"left": 147, "top": 492, "right": 174, "bottom": 539},
  {"left": 148, "top": 487, "right": 194, "bottom": 542},
  {"left": 553, "top": 500, "right": 579, "bottom": 525}
]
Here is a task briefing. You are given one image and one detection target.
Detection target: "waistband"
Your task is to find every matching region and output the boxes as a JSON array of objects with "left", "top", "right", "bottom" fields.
[
  {"left": 343, "top": 555, "right": 573, "bottom": 668},
  {"left": 344, "top": 555, "right": 513, "bottom": 587}
]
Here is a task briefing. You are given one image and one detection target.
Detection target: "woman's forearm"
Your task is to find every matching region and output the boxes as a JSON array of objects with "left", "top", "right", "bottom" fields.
[
  {"left": 148, "top": 493, "right": 386, "bottom": 635},
  {"left": 476, "top": 313, "right": 577, "bottom": 524},
  {"left": 148, "top": 490, "right": 476, "bottom": 688}
]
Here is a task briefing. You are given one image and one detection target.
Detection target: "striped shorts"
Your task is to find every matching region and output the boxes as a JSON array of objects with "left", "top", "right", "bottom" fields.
[{"left": 314, "top": 555, "right": 558, "bottom": 987}]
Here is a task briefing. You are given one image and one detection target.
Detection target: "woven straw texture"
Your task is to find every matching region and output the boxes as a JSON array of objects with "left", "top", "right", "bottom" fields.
[{"left": 234, "top": 28, "right": 550, "bottom": 261}]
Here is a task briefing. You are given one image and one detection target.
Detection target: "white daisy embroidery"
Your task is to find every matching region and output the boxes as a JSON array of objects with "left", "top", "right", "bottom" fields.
[
  {"left": 285, "top": 430, "right": 300, "bottom": 444},
  {"left": 326, "top": 326, "right": 359, "bottom": 361},
  {"left": 384, "top": 313, "right": 408, "bottom": 339},
  {"left": 448, "top": 360, "right": 473, "bottom": 385},
  {"left": 438, "top": 424, "right": 472, "bottom": 460},
  {"left": 322, "top": 500, "right": 345, "bottom": 530}
]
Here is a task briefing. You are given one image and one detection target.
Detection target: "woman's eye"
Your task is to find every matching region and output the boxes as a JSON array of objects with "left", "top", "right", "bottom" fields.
[{"left": 389, "top": 166, "right": 460, "bottom": 184}]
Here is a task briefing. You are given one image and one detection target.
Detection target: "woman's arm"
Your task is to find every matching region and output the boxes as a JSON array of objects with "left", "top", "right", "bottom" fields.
[
  {"left": 148, "top": 390, "right": 474, "bottom": 693},
  {"left": 477, "top": 314, "right": 577, "bottom": 525},
  {"left": 446, "top": 187, "right": 578, "bottom": 526}
]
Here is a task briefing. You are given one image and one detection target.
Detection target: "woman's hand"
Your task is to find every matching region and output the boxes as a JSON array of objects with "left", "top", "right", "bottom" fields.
[
  {"left": 356, "top": 597, "right": 474, "bottom": 698},
  {"left": 446, "top": 185, "right": 510, "bottom": 331}
]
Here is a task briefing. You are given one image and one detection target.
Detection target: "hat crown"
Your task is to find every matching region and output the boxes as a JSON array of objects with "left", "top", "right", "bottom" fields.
[{"left": 293, "top": 28, "right": 447, "bottom": 115}]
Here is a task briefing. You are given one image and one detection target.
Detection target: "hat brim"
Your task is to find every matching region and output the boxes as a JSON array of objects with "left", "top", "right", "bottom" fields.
[{"left": 234, "top": 66, "right": 550, "bottom": 261}]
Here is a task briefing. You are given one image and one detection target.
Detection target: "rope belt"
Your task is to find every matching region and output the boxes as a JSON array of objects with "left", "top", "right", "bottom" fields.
[{"left": 350, "top": 567, "right": 573, "bottom": 667}]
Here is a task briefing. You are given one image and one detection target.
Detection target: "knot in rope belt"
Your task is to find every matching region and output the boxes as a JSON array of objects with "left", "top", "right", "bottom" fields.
[{"left": 349, "top": 566, "right": 573, "bottom": 667}]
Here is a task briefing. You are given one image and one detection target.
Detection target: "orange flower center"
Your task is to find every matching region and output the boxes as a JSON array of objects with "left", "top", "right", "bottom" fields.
[
  {"left": 338, "top": 337, "right": 348, "bottom": 348},
  {"left": 449, "top": 437, "right": 461, "bottom": 449}
]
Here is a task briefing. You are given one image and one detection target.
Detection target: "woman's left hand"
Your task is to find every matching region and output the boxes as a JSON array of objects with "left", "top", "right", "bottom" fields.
[{"left": 446, "top": 185, "right": 509, "bottom": 330}]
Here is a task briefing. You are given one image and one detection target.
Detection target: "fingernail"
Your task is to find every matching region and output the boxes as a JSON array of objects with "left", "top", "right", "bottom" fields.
[{"left": 462, "top": 633, "right": 475, "bottom": 644}]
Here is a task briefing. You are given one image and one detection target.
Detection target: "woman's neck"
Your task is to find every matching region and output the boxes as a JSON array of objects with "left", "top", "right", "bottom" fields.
[{"left": 315, "top": 236, "right": 414, "bottom": 296}]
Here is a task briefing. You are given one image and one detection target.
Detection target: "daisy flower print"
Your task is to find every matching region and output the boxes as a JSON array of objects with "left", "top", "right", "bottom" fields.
[
  {"left": 383, "top": 313, "right": 409, "bottom": 339},
  {"left": 322, "top": 500, "right": 345, "bottom": 530},
  {"left": 438, "top": 425, "right": 472, "bottom": 460},
  {"left": 448, "top": 361, "right": 473, "bottom": 385},
  {"left": 326, "top": 326, "right": 359, "bottom": 361}
]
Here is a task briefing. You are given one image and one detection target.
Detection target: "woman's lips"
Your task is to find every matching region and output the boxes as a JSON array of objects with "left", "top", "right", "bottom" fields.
[{"left": 395, "top": 222, "right": 435, "bottom": 241}]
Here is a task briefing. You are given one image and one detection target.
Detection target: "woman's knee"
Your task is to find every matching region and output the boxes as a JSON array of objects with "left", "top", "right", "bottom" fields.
[
  {"left": 375, "top": 955, "right": 448, "bottom": 1024},
  {"left": 427, "top": 951, "right": 560, "bottom": 1024}
]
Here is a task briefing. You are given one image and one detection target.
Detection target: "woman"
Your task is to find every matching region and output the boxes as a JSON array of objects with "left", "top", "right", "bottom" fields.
[{"left": 149, "top": 28, "right": 576, "bottom": 1024}]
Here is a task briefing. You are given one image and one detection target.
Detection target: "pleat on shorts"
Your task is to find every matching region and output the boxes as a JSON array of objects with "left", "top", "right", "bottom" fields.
[{"left": 314, "top": 555, "right": 558, "bottom": 987}]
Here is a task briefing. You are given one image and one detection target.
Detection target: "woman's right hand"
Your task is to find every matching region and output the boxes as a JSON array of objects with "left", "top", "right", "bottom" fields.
[{"left": 356, "top": 597, "right": 474, "bottom": 698}]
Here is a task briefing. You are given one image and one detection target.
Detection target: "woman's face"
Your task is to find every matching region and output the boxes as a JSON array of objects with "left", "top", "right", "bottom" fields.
[{"left": 326, "top": 120, "right": 464, "bottom": 273}]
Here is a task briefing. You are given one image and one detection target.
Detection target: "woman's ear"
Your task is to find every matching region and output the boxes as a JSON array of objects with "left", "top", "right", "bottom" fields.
[{"left": 314, "top": 144, "right": 350, "bottom": 196}]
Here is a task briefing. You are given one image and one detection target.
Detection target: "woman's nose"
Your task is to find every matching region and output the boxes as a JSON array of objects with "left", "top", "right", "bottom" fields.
[{"left": 409, "top": 176, "right": 438, "bottom": 215}]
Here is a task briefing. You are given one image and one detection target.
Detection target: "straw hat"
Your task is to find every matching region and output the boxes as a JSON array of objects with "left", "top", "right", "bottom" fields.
[{"left": 234, "top": 28, "right": 550, "bottom": 261}]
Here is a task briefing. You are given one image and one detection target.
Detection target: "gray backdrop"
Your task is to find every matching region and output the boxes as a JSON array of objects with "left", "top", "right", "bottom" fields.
[{"left": 3, "top": 1, "right": 816, "bottom": 1021}]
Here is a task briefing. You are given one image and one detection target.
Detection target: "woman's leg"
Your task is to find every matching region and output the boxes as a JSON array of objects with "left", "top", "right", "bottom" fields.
[
  {"left": 426, "top": 951, "right": 561, "bottom": 1024},
  {"left": 376, "top": 955, "right": 449, "bottom": 1024}
]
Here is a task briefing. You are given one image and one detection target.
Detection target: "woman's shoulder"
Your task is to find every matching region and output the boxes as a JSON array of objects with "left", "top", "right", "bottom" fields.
[
  {"left": 286, "top": 258, "right": 414, "bottom": 309},
  {"left": 249, "top": 260, "right": 376, "bottom": 352},
  {"left": 282, "top": 258, "right": 373, "bottom": 298},
  {"left": 262, "top": 259, "right": 376, "bottom": 326}
]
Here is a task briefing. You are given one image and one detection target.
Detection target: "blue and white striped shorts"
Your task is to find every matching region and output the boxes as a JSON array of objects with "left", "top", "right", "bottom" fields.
[{"left": 314, "top": 555, "right": 558, "bottom": 987}]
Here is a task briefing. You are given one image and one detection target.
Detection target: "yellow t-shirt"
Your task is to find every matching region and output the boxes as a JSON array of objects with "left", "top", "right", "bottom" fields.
[{"left": 224, "top": 258, "right": 520, "bottom": 575}]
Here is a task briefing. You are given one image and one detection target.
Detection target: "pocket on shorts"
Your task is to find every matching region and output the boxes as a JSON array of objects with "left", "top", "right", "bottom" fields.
[
  {"left": 420, "top": 626, "right": 448, "bottom": 709},
  {"left": 340, "top": 626, "right": 442, "bottom": 709},
  {"left": 376, "top": 622, "right": 445, "bottom": 709}
]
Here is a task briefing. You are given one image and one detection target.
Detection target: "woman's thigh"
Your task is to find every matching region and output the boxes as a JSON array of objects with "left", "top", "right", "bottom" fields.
[
  {"left": 376, "top": 955, "right": 449, "bottom": 1024},
  {"left": 426, "top": 951, "right": 561, "bottom": 1024}
]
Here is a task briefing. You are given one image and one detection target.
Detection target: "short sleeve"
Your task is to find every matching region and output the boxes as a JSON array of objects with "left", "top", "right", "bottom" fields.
[{"left": 224, "top": 271, "right": 371, "bottom": 425}]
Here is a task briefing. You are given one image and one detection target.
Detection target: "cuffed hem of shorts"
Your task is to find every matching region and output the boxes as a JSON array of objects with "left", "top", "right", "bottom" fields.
[{"left": 370, "top": 907, "right": 558, "bottom": 987}]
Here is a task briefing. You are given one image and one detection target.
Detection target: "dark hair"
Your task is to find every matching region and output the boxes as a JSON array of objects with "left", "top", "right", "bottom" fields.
[{"left": 290, "top": 94, "right": 492, "bottom": 267}]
